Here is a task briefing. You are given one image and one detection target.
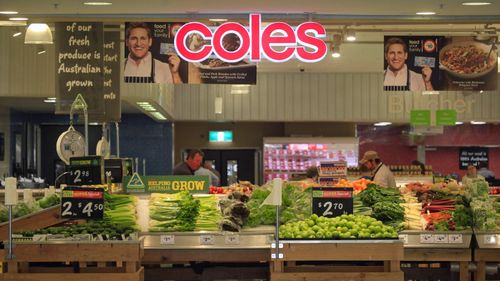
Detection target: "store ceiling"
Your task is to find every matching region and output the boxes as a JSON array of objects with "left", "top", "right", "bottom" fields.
[
  {"left": 0, "top": 98, "right": 140, "bottom": 114},
  {"left": 1, "top": 0, "right": 499, "bottom": 113}
]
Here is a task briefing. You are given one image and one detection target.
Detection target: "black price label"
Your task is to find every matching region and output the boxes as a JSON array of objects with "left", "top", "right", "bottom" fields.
[
  {"left": 105, "top": 158, "right": 124, "bottom": 183},
  {"left": 68, "top": 156, "right": 104, "bottom": 185},
  {"left": 61, "top": 186, "right": 104, "bottom": 219},
  {"left": 312, "top": 187, "right": 353, "bottom": 218}
]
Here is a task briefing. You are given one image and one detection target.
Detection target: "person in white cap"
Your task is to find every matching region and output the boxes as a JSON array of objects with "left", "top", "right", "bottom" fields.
[{"left": 359, "top": 150, "right": 396, "bottom": 188}]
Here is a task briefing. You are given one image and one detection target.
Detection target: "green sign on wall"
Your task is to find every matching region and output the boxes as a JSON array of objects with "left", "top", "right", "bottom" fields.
[
  {"left": 123, "top": 174, "right": 209, "bottom": 193},
  {"left": 436, "top": 109, "right": 457, "bottom": 126},
  {"left": 410, "top": 110, "right": 431, "bottom": 126}
]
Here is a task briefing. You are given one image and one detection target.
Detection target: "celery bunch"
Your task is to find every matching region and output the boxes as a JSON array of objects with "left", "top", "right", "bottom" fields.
[
  {"left": 104, "top": 193, "right": 138, "bottom": 230},
  {"left": 149, "top": 191, "right": 200, "bottom": 232},
  {"left": 195, "top": 195, "right": 221, "bottom": 231}
]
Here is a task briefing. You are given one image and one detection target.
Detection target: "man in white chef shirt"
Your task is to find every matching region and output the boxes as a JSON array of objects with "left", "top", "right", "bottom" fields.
[
  {"left": 124, "top": 22, "right": 182, "bottom": 84},
  {"left": 383, "top": 37, "right": 433, "bottom": 91}
]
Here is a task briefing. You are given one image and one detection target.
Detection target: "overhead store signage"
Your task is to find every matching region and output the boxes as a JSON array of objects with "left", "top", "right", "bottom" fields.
[
  {"left": 124, "top": 22, "right": 256, "bottom": 85},
  {"left": 312, "top": 187, "right": 353, "bottom": 218},
  {"left": 383, "top": 35, "right": 497, "bottom": 92},
  {"left": 436, "top": 109, "right": 457, "bottom": 126},
  {"left": 459, "top": 147, "right": 488, "bottom": 170},
  {"left": 410, "top": 110, "right": 431, "bottom": 126},
  {"left": 102, "top": 30, "right": 121, "bottom": 122},
  {"left": 209, "top": 131, "right": 233, "bottom": 142},
  {"left": 123, "top": 175, "right": 209, "bottom": 193},
  {"left": 174, "top": 14, "right": 328, "bottom": 63},
  {"left": 61, "top": 186, "right": 104, "bottom": 219},
  {"left": 55, "top": 22, "right": 105, "bottom": 121}
]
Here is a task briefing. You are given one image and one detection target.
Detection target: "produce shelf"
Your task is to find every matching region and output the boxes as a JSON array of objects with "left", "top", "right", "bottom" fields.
[
  {"left": 270, "top": 239, "right": 404, "bottom": 281},
  {"left": 0, "top": 240, "right": 144, "bottom": 281},
  {"left": 473, "top": 230, "right": 500, "bottom": 281}
]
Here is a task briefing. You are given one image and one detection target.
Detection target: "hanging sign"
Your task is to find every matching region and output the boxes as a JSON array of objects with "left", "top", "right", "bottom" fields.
[
  {"left": 68, "top": 156, "right": 105, "bottom": 185},
  {"left": 123, "top": 175, "right": 209, "bottom": 193},
  {"left": 55, "top": 22, "right": 104, "bottom": 120}
]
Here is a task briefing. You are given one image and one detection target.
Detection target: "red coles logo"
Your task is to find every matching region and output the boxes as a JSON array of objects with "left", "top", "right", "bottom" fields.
[{"left": 174, "top": 14, "right": 328, "bottom": 63}]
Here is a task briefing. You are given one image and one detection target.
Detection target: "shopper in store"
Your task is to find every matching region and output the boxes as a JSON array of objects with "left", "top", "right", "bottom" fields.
[
  {"left": 461, "top": 165, "right": 485, "bottom": 186},
  {"left": 305, "top": 166, "right": 319, "bottom": 183},
  {"left": 124, "top": 22, "right": 182, "bottom": 84},
  {"left": 203, "top": 160, "right": 221, "bottom": 180},
  {"left": 383, "top": 37, "right": 434, "bottom": 91},
  {"left": 195, "top": 164, "right": 220, "bottom": 186},
  {"left": 359, "top": 150, "right": 396, "bottom": 187},
  {"left": 173, "top": 149, "right": 204, "bottom": 175},
  {"left": 477, "top": 163, "right": 495, "bottom": 181}
]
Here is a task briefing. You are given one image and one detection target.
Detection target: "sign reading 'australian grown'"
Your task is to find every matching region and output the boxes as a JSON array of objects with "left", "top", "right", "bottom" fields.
[{"left": 55, "top": 22, "right": 104, "bottom": 119}]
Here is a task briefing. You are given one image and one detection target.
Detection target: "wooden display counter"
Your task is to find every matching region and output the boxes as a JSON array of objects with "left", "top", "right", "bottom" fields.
[
  {"left": 0, "top": 240, "right": 144, "bottom": 281},
  {"left": 270, "top": 240, "right": 404, "bottom": 281},
  {"left": 473, "top": 249, "right": 500, "bottom": 281},
  {"left": 403, "top": 248, "right": 471, "bottom": 281}
]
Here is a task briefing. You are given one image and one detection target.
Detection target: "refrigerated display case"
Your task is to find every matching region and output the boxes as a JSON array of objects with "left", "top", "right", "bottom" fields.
[{"left": 263, "top": 137, "right": 359, "bottom": 182}]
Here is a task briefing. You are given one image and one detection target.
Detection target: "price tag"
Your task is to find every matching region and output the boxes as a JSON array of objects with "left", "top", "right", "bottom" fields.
[
  {"left": 484, "top": 235, "right": 497, "bottom": 245},
  {"left": 225, "top": 234, "right": 240, "bottom": 245},
  {"left": 104, "top": 158, "right": 124, "bottom": 183},
  {"left": 448, "top": 234, "right": 463, "bottom": 244},
  {"left": 433, "top": 234, "right": 449, "bottom": 243},
  {"left": 312, "top": 187, "right": 353, "bottom": 218},
  {"left": 319, "top": 161, "right": 347, "bottom": 177},
  {"left": 60, "top": 186, "right": 104, "bottom": 219},
  {"left": 200, "top": 235, "right": 215, "bottom": 245},
  {"left": 68, "top": 156, "right": 104, "bottom": 185},
  {"left": 398, "top": 234, "right": 409, "bottom": 244},
  {"left": 160, "top": 235, "right": 175, "bottom": 245},
  {"left": 420, "top": 234, "right": 435, "bottom": 244}
]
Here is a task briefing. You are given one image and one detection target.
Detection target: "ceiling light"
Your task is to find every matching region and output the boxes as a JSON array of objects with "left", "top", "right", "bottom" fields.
[
  {"left": 455, "top": 122, "right": 463, "bottom": 125},
  {"left": 43, "top": 99, "right": 56, "bottom": 103},
  {"left": 345, "top": 30, "right": 356, "bottom": 41},
  {"left": 471, "top": 120, "right": 486, "bottom": 125},
  {"left": 25, "top": 23, "right": 53, "bottom": 44},
  {"left": 12, "top": 31, "right": 22, "bottom": 37},
  {"left": 151, "top": 112, "right": 167, "bottom": 121},
  {"left": 9, "top": 17, "right": 28, "bottom": 21},
  {"left": 47, "top": 97, "right": 56, "bottom": 100},
  {"left": 37, "top": 49, "right": 46, "bottom": 55},
  {"left": 215, "top": 97, "right": 223, "bottom": 114},
  {"left": 0, "top": 11, "right": 18, "bottom": 15},
  {"left": 209, "top": 18, "right": 228, "bottom": 22},
  {"left": 83, "top": 2, "right": 113, "bottom": 5},
  {"left": 374, "top": 122, "right": 392, "bottom": 127},
  {"left": 462, "top": 2, "right": 491, "bottom": 5},
  {"left": 416, "top": 11, "right": 436, "bottom": 15},
  {"left": 231, "top": 84, "right": 250, "bottom": 94},
  {"left": 422, "top": 91, "right": 440, "bottom": 95},
  {"left": 331, "top": 44, "right": 341, "bottom": 58}
]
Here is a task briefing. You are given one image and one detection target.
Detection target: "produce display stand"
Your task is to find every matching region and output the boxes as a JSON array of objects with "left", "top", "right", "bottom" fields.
[
  {"left": 0, "top": 240, "right": 144, "bottom": 281},
  {"left": 270, "top": 239, "right": 404, "bottom": 281},
  {"left": 473, "top": 230, "right": 500, "bottom": 281},
  {"left": 400, "top": 230, "right": 473, "bottom": 281},
  {"left": 0, "top": 205, "right": 66, "bottom": 241},
  {"left": 141, "top": 231, "right": 272, "bottom": 281}
]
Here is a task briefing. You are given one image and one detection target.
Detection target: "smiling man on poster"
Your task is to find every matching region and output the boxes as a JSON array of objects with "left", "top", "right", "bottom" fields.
[{"left": 383, "top": 37, "right": 434, "bottom": 91}]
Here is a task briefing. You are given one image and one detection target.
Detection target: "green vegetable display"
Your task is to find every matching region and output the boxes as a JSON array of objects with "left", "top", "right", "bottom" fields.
[
  {"left": 149, "top": 191, "right": 200, "bottom": 232},
  {"left": 104, "top": 192, "right": 138, "bottom": 230},
  {"left": 37, "top": 194, "right": 61, "bottom": 209},
  {"left": 279, "top": 214, "right": 398, "bottom": 239},
  {"left": 245, "top": 183, "right": 311, "bottom": 227},
  {"left": 353, "top": 196, "right": 372, "bottom": 216},
  {"left": 371, "top": 201, "right": 404, "bottom": 223},
  {"left": 19, "top": 220, "right": 136, "bottom": 239},
  {"left": 471, "top": 197, "right": 496, "bottom": 231},
  {"left": 359, "top": 184, "right": 402, "bottom": 207},
  {"left": 195, "top": 195, "right": 221, "bottom": 231}
]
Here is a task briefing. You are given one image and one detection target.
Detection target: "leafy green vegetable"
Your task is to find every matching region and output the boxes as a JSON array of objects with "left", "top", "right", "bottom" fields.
[
  {"left": 371, "top": 201, "right": 404, "bottom": 223},
  {"left": 359, "top": 183, "right": 402, "bottom": 207}
]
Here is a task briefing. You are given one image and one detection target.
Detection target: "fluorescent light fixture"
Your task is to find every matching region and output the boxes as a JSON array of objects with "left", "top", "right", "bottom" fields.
[
  {"left": 416, "top": 11, "right": 436, "bottom": 15},
  {"left": 9, "top": 17, "right": 28, "bottom": 21},
  {"left": 209, "top": 18, "right": 228, "bottom": 22},
  {"left": 136, "top": 101, "right": 150, "bottom": 105},
  {"left": 215, "top": 97, "right": 223, "bottom": 114},
  {"left": 455, "top": 121, "right": 464, "bottom": 125},
  {"left": 25, "top": 23, "right": 53, "bottom": 44},
  {"left": 462, "top": 1, "right": 491, "bottom": 5},
  {"left": 231, "top": 84, "right": 250, "bottom": 95},
  {"left": 422, "top": 91, "right": 440, "bottom": 95},
  {"left": 151, "top": 112, "right": 167, "bottom": 120},
  {"left": 47, "top": 97, "right": 56, "bottom": 100},
  {"left": 83, "top": 2, "right": 112, "bottom": 5},
  {"left": 43, "top": 99, "right": 56, "bottom": 103},
  {"left": 37, "top": 49, "right": 46, "bottom": 55},
  {"left": 12, "top": 31, "right": 22, "bottom": 37},
  {"left": 470, "top": 120, "right": 486, "bottom": 125},
  {"left": 0, "top": 11, "right": 18, "bottom": 15},
  {"left": 331, "top": 45, "right": 341, "bottom": 58},
  {"left": 374, "top": 122, "right": 392, "bottom": 126},
  {"left": 345, "top": 30, "right": 356, "bottom": 41}
]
